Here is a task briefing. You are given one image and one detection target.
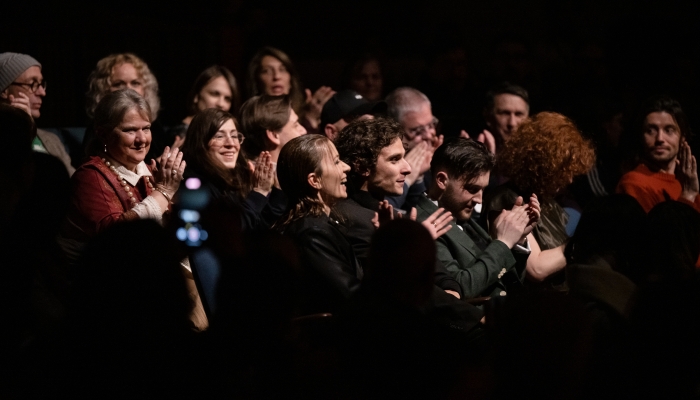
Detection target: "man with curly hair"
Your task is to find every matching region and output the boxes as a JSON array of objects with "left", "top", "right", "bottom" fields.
[
  {"left": 0, "top": 52, "right": 74, "bottom": 175},
  {"left": 334, "top": 118, "right": 465, "bottom": 299},
  {"left": 617, "top": 96, "right": 700, "bottom": 213},
  {"left": 417, "top": 137, "right": 538, "bottom": 298}
]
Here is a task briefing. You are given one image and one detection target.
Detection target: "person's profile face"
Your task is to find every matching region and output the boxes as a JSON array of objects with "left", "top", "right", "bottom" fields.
[
  {"left": 487, "top": 93, "right": 528, "bottom": 143},
  {"left": 110, "top": 63, "right": 145, "bottom": 97},
  {"left": 275, "top": 108, "right": 307, "bottom": 149},
  {"left": 259, "top": 55, "right": 291, "bottom": 96},
  {"left": 440, "top": 171, "right": 490, "bottom": 222},
  {"left": 196, "top": 76, "right": 232, "bottom": 113},
  {"left": 317, "top": 143, "right": 351, "bottom": 205},
  {"left": 367, "top": 138, "right": 411, "bottom": 196}
]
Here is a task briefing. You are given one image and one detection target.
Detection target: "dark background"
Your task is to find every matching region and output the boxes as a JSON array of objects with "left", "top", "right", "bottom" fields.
[{"left": 4, "top": 0, "right": 700, "bottom": 137}]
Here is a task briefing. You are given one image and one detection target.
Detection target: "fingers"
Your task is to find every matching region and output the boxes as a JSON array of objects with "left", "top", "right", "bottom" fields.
[
  {"left": 372, "top": 212, "right": 379, "bottom": 229},
  {"left": 409, "top": 207, "right": 417, "bottom": 221},
  {"left": 514, "top": 196, "right": 523, "bottom": 206},
  {"left": 460, "top": 130, "right": 470, "bottom": 139},
  {"left": 305, "top": 88, "right": 312, "bottom": 102}
]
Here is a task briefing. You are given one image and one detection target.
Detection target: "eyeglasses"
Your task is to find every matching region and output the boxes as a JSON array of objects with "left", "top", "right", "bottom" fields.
[
  {"left": 10, "top": 80, "right": 47, "bottom": 93},
  {"left": 212, "top": 132, "right": 245, "bottom": 144},
  {"left": 406, "top": 117, "right": 438, "bottom": 138}
]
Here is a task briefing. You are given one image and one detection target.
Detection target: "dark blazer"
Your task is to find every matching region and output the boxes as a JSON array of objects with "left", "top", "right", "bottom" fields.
[
  {"left": 333, "top": 190, "right": 464, "bottom": 297},
  {"left": 415, "top": 194, "right": 526, "bottom": 298},
  {"left": 283, "top": 215, "right": 363, "bottom": 314}
]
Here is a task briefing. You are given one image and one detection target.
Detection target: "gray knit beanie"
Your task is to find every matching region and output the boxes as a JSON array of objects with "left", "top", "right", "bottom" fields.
[{"left": 0, "top": 53, "right": 42, "bottom": 91}]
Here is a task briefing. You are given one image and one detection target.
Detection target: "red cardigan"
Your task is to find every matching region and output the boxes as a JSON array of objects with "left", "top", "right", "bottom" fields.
[{"left": 63, "top": 156, "right": 155, "bottom": 241}]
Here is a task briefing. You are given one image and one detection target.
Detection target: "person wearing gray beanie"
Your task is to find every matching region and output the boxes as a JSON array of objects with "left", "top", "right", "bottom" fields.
[
  {"left": 0, "top": 52, "right": 45, "bottom": 119},
  {"left": 0, "top": 52, "right": 75, "bottom": 175}
]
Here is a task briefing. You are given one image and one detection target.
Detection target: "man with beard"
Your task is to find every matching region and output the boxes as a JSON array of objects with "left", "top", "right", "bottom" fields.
[
  {"left": 415, "top": 137, "right": 539, "bottom": 299},
  {"left": 617, "top": 96, "right": 700, "bottom": 213}
]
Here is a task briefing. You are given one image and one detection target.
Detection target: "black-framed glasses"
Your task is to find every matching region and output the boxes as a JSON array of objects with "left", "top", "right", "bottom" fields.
[
  {"left": 10, "top": 80, "right": 47, "bottom": 93},
  {"left": 406, "top": 117, "right": 438, "bottom": 138}
]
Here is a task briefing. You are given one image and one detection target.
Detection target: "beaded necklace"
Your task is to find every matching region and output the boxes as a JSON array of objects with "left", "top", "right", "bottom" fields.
[{"left": 101, "top": 157, "right": 154, "bottom": 209}]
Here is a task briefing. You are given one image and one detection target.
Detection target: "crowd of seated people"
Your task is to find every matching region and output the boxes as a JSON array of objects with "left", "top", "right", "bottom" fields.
[{"left": 2, "top": 47, "right": 700, "bottom": 398}]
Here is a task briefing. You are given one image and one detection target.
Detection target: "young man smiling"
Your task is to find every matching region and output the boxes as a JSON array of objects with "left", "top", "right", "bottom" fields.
[{"left": 617, "top": 96, "right": 700, "bottom": 213}]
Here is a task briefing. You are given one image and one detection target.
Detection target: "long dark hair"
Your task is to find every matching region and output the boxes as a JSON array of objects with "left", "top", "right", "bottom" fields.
[
  {"left": 181, "top": 108, "right": 252, "bottom": 197},
  {"left": 275, "top": 135, "right": 332, "bottom": 228}
]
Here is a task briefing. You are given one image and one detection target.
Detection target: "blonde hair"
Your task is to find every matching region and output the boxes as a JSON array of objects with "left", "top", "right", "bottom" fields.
[{"left": 86, "top": 53, "right": 160, "bottom": 120}]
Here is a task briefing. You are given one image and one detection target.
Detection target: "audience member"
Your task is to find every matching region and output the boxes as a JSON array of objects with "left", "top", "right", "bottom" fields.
[
  {"left": 338, "top": 220, "right": 478, "bottom": 398},
  {"left": 0, "top": 52, "right": 75, "bottom": 175},
  {"left": 484, "top": 112, "right": 595, "bottom": 284},
  {"left": 418, "top": 137, "right": 539, "bottom": 299},
  {"left": 333, "top": 118, "right": 486, "bottom": 310},
  {"left": 385, "top": 87, "right": 443, "bottom": 208},
  {"left": 319, "top": 89, "right": 385, "bottom": 141},
  {"left": 275, "top": 134, "right": 358, "bottom": 314},
  {"left": 246, "top": 46, "right": 335, "bottom": 134},
  {"left": 239, "top": 94, "right": 306, "bottom": 163},
  {"left": 180, "top": 108, "right": 283, "bottom": 230},
  {"left": 617, "top": 96, "right": 700, "bottom": 213},
  {"left": 171, "top": 65, "right": 240, "bottom": 148},
  {"left": 477, "top": 81, "right": 530, "bottom": 154},
  {"left": 84, "top": 53, "right": 166, "bottom": 161},
  {"left": 57, "top": 220, "right": 196, "bottom": 397},
  {"left": 59, "top": 89, "right": 184, "bottom": 265},
  {"left": 341, "top": 54, "right": 384, "bottom": 101}
]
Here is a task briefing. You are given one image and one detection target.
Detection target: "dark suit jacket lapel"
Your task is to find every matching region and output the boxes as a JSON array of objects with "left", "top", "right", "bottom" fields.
[{"left": 416, "top": 195, "right": 482, "bottom": 258}]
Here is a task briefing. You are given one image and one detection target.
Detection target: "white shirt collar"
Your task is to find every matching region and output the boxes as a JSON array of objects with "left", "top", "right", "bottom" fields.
[{"left": 111, "top": 160, "right": 152, "bottom": 186}]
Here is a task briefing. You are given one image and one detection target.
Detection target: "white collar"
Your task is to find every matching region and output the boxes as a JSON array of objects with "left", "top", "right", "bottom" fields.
[{"left": 109, "top": 159, "right": 152, "bottom": 186}]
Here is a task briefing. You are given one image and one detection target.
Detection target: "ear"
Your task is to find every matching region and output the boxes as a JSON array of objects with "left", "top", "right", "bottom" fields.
[
  {"left": 0, "top": 89, "right": 9, "bottom": 100},
  {"left": 324, "top": 124, "right": 338, "bottom": 141},
  {"left": 435, "top": 171, "right": 449, "bottom": 190},
  {"left": 307, "top": 171, "right": 322, "bottom": 190},
  {"left": 358, "top": 163, "right": 371, "bottom": 178},
  {"left": 483, "top": 108, "right": 493, "bottom": 128},
  {"left": 193, "top": 94, "right": 199, "bottom": 104},
  {"left": 266, "top": 129, "right": 280, "bottom": 147}
]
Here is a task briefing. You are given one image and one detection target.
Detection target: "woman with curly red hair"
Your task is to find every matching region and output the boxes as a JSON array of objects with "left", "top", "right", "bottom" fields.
[{"left": 484, "top": 112, "right": 595, "bottom": 283}]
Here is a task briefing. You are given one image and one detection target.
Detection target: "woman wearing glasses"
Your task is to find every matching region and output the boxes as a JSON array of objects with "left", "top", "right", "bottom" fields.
[{"left": 180, "top": 108, "right": 279, "bottom": 231}]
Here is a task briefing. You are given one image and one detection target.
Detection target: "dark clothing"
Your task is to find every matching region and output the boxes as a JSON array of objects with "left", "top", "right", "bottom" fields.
[
  {"left": 415, "top": 194, "right": 527, "bottom": 298},
  {"left": 386, "top": 176, "right": 429, "bottom": 211},
  {"left": 182, "top": 168, "right": 286, "bottom": 231},
  {"left": 282, "top": 215, "right": 363, "bottom": 314},
  {"left": 333, "top": 190, "right": 464, "bottom": 296}
]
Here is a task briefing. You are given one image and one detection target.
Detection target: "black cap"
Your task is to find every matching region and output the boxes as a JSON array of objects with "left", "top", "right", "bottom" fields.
[{"left": 320, "top": 90, "right": 387, "bottom": 128}]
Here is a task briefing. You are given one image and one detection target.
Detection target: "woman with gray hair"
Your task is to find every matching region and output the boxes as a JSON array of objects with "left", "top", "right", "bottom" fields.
[{"left": 60, "top": 89, "right": 185, "bottom": 263}]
